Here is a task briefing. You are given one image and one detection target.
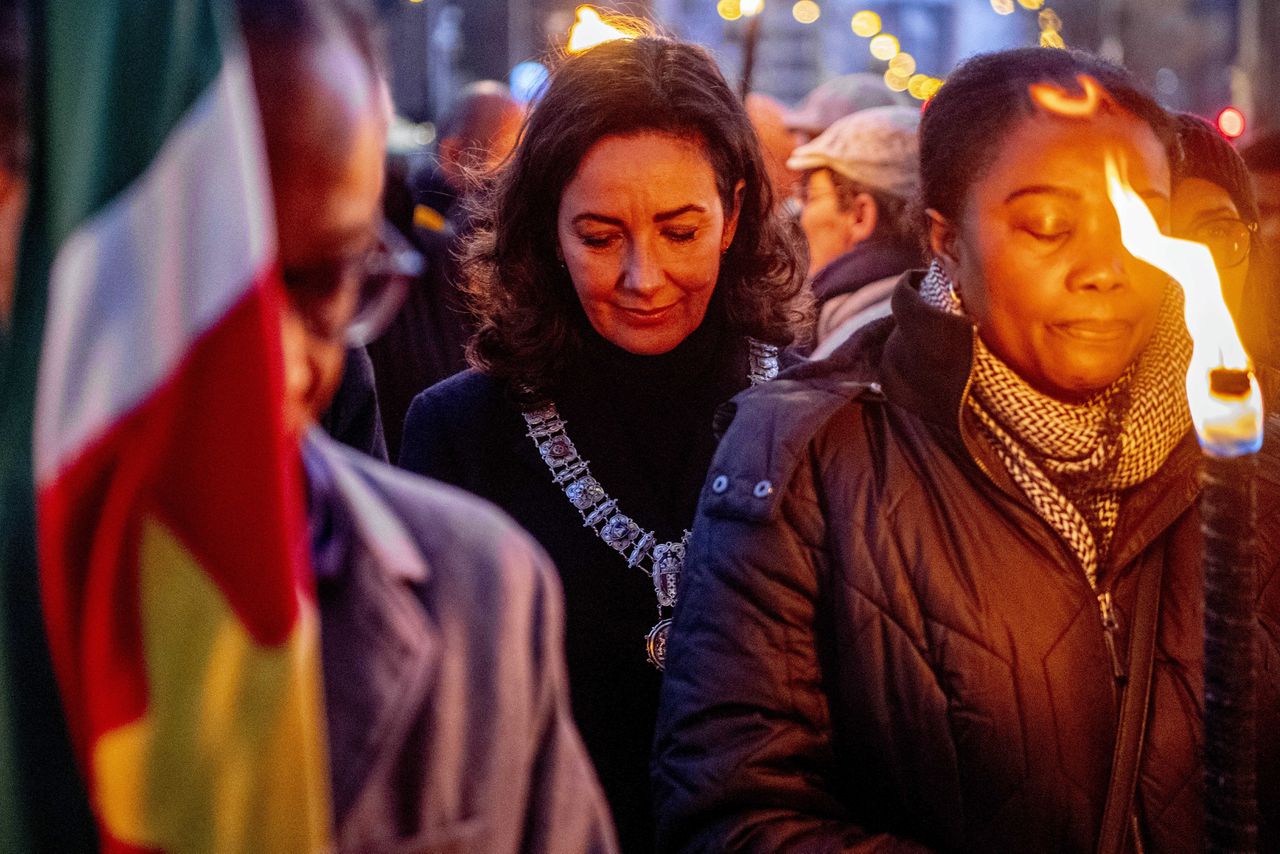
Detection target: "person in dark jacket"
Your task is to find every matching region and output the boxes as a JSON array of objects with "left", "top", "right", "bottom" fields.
[
  {"left": 399, "top": 34, "right": 807, "bottom": 852},
  {"left": 368, "top": 82, "right": 523, "bottom": 459},
  {"left": 653, "top": 48, "right": 1280, "bottom": 853},
  {"left": 786, "top": 104, "right": 925, "bottom": 356}
]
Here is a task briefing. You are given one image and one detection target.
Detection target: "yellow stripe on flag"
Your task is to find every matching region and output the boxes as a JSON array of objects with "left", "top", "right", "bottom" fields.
[{"left": 93, "top": 516, "right": 331, "bottom": 852}]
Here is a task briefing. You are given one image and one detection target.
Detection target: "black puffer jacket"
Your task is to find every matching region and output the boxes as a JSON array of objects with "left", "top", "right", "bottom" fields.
[{"left": 653, "top": 274, "right": 1280, "bottom": 853}]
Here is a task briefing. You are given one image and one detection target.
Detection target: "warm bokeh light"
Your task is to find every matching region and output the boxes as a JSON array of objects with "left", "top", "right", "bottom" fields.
[
  {"left": 1218, "top": 107, "right": 1246, "bottom": 139},
  {"left": 1017, "top": 0, "right": 1045, "bottom": 7},
  {"left": 869, "top": 33, "right": 900, "bottom": 60},
  {"left": 1040, "top": 29, "right": 1066, "bottom": 48},
  {"left": 1039, "top": 8, "right": 1062, "bottom": 31},
  {"left": 717, "top": 0, "right": 742, "bottom": 19},
  {"left": 567, "top": 6, "right": 636, "bottom": 54},
  {"left": 740, "top": 0, "right": 765, "bottom": 16},
  {"left": 888, "top": 52, "right": 917, "bottom": 76},
  {"left": 907, "top": 74, "right": 932, "bottom": 100},
  {"left": 990, "top": 0, "right": 1015, "bottom": 15},
  {"left": 1106, "top": 155, "right": 1262, "bottom": 454},
  {"left": 883, "top": 69, "right": 910, "bottom": 92},
  {"left": 850, "top": 10, "right": 881, "bottom": 37},
  {"left": 792, "top": 0, "right": 821, "bottom": 23}
]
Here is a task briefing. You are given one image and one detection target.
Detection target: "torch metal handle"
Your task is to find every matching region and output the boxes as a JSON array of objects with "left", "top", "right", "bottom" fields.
[{"left": 1201, "top": 454, "right": 1259, "bottom": 854}]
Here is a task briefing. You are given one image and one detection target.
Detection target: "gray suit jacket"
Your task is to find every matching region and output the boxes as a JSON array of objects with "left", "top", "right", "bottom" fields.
[{"left": 304, "top": 431, "right": 618, "bottom": 853}]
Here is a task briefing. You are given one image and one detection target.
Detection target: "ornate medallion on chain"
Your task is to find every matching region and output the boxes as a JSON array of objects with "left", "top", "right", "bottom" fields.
[{"left": 522, "top": 338, "right": 779, "bottom": 670}]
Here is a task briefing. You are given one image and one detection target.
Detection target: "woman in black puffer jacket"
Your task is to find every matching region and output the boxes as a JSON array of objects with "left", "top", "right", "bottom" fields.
[{"left": 653, "top": 48, "right": 1280, "bottom": 854}]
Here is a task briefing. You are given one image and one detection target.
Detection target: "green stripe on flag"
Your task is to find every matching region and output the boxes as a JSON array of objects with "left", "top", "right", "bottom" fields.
[
  {"left": 45, "top": 2, "right": 221, "bottom": 246},
  {"left": 0, "top": 2, "right": 232, "bottom": 850}
]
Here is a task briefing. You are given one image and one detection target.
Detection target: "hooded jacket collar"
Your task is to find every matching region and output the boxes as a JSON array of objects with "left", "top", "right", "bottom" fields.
[{"left": 878, "top": 271, "right": 978, "bottom": 430}]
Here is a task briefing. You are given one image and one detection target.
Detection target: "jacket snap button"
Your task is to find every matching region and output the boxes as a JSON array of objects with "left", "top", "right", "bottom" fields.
[
  {"left": 753, "top": 480, "right": 773, "bottom": 498},
  {"left": 711, "top": 475, "right": 729, "bottom": 494}
]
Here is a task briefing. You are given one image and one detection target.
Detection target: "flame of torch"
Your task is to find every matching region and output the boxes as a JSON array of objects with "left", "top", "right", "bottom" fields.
[
  {"left": 567, "top": 6, "right": 637, "bottom": 55},
  {"left": 1103, "top": 156, "right": 1263, "bottom": 456}
]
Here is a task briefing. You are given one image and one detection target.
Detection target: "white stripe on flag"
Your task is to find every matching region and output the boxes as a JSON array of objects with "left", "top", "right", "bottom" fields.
[{"left": 34, "top": 49, "right": 275, "bottom": 485}]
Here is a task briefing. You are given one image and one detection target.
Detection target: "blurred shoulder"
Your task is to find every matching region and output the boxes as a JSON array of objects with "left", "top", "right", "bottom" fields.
[
  {"left": 408, "top": 368, "right": 508, "bottom": 424},
  {"left": 400, "top": 369, "right": 516, "bottom": 474},
  {"left": 330, "top": 435, "right": 555, "bottom": 597},
  {"left": 703, "top": 337, "right": 890, "bottom": 524}
]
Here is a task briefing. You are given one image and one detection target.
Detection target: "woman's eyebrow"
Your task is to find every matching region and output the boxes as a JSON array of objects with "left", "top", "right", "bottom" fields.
[
  {"left": 654, "top": 204, "right": 707, "bottom": 222},
  {"left": 1003, "top": 185, "right": 1081, "bottom": 205},
  {"left": 1002, "top": 186, "right": 1170, "bottom": 205},
  {"left": 1189, "top": 205, "right": 1239, "bottom": 227},
  {"left": 570, "top": 205, "right": 709, "bottom": 227},
  {"left": 572, "top": 212, "right": 624, "bottom": 227}
]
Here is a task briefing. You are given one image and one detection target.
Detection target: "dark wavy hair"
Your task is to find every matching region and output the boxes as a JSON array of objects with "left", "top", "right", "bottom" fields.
[
  {"left": 461, "top": 35, "right": 807, "bottom": 394},
  {"left": 919, "top": 47, "right": 1177, "bottom": 223}
]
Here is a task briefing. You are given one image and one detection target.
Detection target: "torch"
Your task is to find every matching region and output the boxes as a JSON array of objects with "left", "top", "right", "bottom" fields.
[
  {"left": 1107, "top": 158, "right": 1263, "bottom": 854},
  {"left": 737, "top": 0, "right": 765, "bottom": 100}
]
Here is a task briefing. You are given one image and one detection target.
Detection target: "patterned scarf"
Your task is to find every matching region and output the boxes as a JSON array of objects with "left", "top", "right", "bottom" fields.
[{"left": 920, "top": 262, "right": 1192, "bottom": 589}]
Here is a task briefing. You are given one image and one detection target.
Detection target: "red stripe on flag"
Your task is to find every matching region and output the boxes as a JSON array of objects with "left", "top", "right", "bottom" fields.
[{"left": 37, "top": 267, "right": 311, "bottom": 767}]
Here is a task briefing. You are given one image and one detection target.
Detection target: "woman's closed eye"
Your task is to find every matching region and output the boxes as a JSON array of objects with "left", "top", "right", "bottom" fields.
[
  {"left": 664, "top": 227, "right": 699, "bottom": 243},
  {"left": 1017, "top": 219, "right": 1073, "bottom": 242},
  {"left": 579, "top": 232, "right": 619, "bottom": 249}
]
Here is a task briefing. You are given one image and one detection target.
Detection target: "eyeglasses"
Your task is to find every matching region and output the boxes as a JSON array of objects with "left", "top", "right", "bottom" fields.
[
  {"left": 1186, "top": 217, "right": 1257, "bottom": 271},
  {"left": 282, "top": 220, "right": 423, "bottom": 348}
]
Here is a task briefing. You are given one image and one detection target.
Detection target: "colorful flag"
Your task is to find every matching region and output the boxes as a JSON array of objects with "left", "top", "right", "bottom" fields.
[{"left": 18, "top": 2, "right": 332, "bottom": 851}]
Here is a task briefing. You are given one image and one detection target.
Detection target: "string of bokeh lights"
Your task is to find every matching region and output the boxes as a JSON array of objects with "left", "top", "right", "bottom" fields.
[
  {"left": 989, "top": 0, "right": 1068, "bottom": 49},
  {"left": 566, "top": 1, "right": 1069, "bottom": 105},
  {"left": 714, "top": 2, "right": 944, "bottom": 102}
]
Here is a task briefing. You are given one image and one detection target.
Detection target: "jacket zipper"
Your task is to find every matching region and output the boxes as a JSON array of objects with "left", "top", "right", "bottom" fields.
[
  {"left": 1097, "top": 590, "right": 1127, "bottom": 682},
  {"left": 956, "top": 334, "right": 1128, "bottom": 686}
]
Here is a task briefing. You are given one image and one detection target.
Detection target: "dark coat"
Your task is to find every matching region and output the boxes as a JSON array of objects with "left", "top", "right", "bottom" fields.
[
  {"left": 653, "top": 275, "right": 1280, "bottom": 853},
  {"left": 400, "top": 308, "right": 751, "bottom": 853},
  {"left": 368, "top": 165, "right": 473, "bottom": 461},
  {"left": 304, "top": 431, "right": 618, "bottom": 853}
]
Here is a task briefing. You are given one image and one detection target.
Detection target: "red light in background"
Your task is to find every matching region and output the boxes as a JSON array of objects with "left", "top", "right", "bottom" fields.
[{"left": 1217, "top": 107, "right": 1246, "bottom": 139}]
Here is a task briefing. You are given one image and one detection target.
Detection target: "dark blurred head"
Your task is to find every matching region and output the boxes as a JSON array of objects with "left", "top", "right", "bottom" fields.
[
  {"left": 1170, "top": 113, "right": 1258, "bottom": 315},
  {"left": 745, "top": 92, "right": 800, "bottom": 204},
  {"left": 239, "top": 0, "right": 388, "bottom": 434},
  {"left": 1241, "top": 130, "right": 1280, "bottom": 259},
  {"left": 436, "top": 81, "right": 523, "bottom": 192},
  {"left": 462, "top": 35, "right": 806, "bottom": 393}
]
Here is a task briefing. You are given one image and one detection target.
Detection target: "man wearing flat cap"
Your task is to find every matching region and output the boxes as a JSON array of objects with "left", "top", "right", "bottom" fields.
[{"left": 787, "top": 105, "right": 925, "bottom": 356}]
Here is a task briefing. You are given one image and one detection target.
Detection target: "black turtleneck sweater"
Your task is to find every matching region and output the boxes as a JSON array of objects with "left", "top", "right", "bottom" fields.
[{"left": 398, "top": 300, "right": 750, "bottom": 853}]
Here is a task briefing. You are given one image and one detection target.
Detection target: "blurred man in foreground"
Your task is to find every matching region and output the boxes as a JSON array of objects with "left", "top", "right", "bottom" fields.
[{"left": 243, "top": 2, "right": 617, "bottom": 849}]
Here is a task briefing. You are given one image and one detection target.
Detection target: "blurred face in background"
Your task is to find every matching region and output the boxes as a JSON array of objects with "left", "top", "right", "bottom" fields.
[
  {"left": 438, "top": 88, "right": 524, "bottom": 191},
  {"left": 556, "top": 132, "right": 741, "bottom": 356},
  {"left": 746, "top": 93, "right": 800, "bottom": 207},
  {"left": 931, "top": 108, "right": 1172, "bottom": 402},
  {"left": 1171, "top": 176, "right": 1252, "bottom": 317}
]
